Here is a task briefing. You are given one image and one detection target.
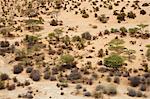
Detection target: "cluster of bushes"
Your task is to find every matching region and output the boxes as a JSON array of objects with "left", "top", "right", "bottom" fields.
[{"left": 103, "top": 24, "right": 149, "bottom": 39}]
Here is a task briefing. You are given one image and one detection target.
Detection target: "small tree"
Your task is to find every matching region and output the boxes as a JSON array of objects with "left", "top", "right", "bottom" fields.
[
  {"left": 120, "top": 27, "right": 127, "bottom": 33},
  {"left": 62, "top": 35, "right": 71, "bottom": 46},
  {"left": 48, "top": 28, "right": 63, "bottom": 41},
  {"left": 54, "top": 28, "right": 63, "bottom": 38},
  {"left": 137, "top": 24, "right": 149, "bottom": 34},
  {"left": 104, "top": 54, "right": 124, "bottom": 68}
]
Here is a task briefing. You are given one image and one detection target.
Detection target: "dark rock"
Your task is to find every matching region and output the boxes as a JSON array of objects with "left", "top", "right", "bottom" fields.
[
  {"left": 136, "top": 91, "right": 143, "bottom": 97},
  {"left": 139, "top": 84, "right": 146, "bottom": 91},
  {"left": 83, "top": 91, "right": 91, "bottom": 97},
  {"left": 43, "top": 71, "right": 50, "bottom": 79},
  {"left": 127, "top": 88, "right": 136, "bottom": 97},
  {"left": 49, "top": 75, "right": 57, "bottom": 81},
  {"left": 13, "top": 65, "right": 24, "bottom": 74},
  {"left": 67, "top": 69, "right": 81, "bottom": 80},
  {"left": 129, "top": 76, "right": 141, "bottom": 87},
  {"left": 81, "top": 32, "right": 92, "bottom": 40},
  {"left": 30, "top": 70, "right": 41, "bottom": 81}
]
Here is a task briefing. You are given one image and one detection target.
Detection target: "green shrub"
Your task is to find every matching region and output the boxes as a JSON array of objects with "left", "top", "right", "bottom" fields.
[
  {"left": 62, "top": 35, "right": 71, "bottom": 45},
  {"left": 48, "top": 32, "right": 55, "bottom": 39},
  {"left": 0, "top": 80, "right": 5, "bottom": 89},
  {"left": 61, "top": 54, "right": 74, "bottom": 64},
  {"left": 145, "top": 44, "right": 150, "bottom": 48},
  {"left": 24, "top": 35, "right": 39, "bottom": 45},
  {"left": 120, "top": 27, "right": 127, "bottom": 33},
  {"left": 128, "top": 28, "right": 139, "bottom": 34},
  {"left": 146, "top": 48, "right": 150, "bottom": 61},
  {"left": 111, "top": 28, "right": 119, "bottom": 33},
  {"left": 104, "top": 54, "right": 124, "bottom": 68}
]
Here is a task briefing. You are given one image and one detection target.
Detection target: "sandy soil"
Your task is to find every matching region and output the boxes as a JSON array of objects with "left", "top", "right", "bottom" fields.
[{"left": 0, "top": 0, "right": 150, "bottom": 99}]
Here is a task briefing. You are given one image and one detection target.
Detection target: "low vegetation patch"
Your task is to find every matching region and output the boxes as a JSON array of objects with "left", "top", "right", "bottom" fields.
[{"left": 104, "top": 54, "right": 124, "bottom": 68}]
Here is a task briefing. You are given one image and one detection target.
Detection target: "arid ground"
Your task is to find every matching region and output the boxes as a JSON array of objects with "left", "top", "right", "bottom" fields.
[{"left": 0, "top": 0, "right": 150, "bottom": 99}]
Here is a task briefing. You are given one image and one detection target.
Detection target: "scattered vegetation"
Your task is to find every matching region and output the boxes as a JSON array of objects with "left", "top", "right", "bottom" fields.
[{"left": 0, "top": 0, "right": 149, "bottom": 98}]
